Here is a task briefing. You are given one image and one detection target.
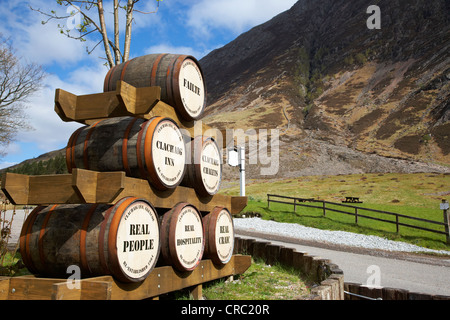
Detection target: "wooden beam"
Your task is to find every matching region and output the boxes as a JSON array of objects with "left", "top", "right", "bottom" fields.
[
  {"left": 115, "top": 81, "right": 161, "bottom": 116},
  {"left": 231, "top": 196, "right": 248, "bottom": 215},
  {"left": 84, "top": 255, "right": 251, "bottom": 300},
  {"left": 0, "top": 277, "right": 10, "bottom": 300},
  {"left": 0, "top": 256, "right": 251, "bottom": 300},
  {"left": 1, "top": 169, "right": 248, "bottom": 214},
  {"left": 1, "top": 172, "right": 30, "bottom": 205},
  {"left": 54, "top": 81, "right": 218, "bottom": 139},
  {"left": 8, "top": 276, "right": 67, "bottom": 300}
]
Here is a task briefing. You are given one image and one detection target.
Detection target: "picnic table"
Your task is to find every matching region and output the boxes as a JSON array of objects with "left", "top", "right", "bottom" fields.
[{"left": 342, "top": 196, "right": 363, "bottom": 203}]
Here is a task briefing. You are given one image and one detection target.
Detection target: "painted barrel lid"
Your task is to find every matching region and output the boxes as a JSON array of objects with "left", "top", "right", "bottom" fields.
[
  {"left": 160, "top": 203, "right": 204, "bottom": 272},
  {"left": 203, "top": 207, "right": 234, "bottom": 265}
]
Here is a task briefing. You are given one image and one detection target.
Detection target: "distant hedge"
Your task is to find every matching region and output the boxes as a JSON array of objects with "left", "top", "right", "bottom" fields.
[{"left": 3, "top": 155, "right": 68, "bottom": 176}]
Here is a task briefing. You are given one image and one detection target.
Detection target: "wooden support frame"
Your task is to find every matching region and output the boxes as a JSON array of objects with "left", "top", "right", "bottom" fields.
[
  {"left": 55, "top": 81, "right": 215, "bottom": 139},
  {"left": 1, "top": 168, "right": 248, "bottom": 214},
  {"left": 2, "top": 255, "right": 251, "bottom": 300},
  {"left": 0, "top": 79, "right": 252, "bottom": 301}
]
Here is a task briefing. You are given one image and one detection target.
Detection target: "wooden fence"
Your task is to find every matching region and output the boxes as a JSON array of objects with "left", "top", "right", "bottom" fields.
[{"left": 267, "top": 194, "right": 450, "bottom": 242}]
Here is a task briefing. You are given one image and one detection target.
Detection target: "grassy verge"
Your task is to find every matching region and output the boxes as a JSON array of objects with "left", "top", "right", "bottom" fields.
[
  {"left": 162, "top": 258, "right": 315, "bottom": 300},
  {"left": 221, "top": 173, "right": 450, "bottom": 252},
  {"left": 0, "top": 251, "right": 29, "bottom": 276}
]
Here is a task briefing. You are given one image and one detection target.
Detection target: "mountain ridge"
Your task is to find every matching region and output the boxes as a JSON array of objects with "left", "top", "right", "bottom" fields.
[
  {"left": 199, "top": 0, "right": 450, "bottom": 180},
  {"left": 1, "top": 0, "right": 449, "bottom": 180}
]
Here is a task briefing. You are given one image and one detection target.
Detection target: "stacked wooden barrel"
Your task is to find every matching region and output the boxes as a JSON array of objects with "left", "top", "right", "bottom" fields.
[{"left": 19, "top": 54, "right": 235, "bottom": 282}]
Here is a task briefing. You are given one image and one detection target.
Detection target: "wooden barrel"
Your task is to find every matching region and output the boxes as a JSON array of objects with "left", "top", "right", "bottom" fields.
[
  {"left": 66, "top": 116, "right": 186, "bottom": 190},
  {"left": 182, "top": 136, "right": 222, "bottom": 197},
  {"left": 103, "top": 54, "right": 207, "bottom": 121},
  {"left": 202, "top": 207, "right": 235, "bottom": 265},
  {"left": 19, "top": 197, "right": 161, "bottom": 283},
  {"left": 160, "top": 203, "right": 204, "bottom": 272}
]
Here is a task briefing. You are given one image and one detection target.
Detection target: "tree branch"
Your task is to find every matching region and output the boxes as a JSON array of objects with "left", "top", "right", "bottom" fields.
[
  {"left": 113, "top": 0, "right": 120, "bottom": 65},
  {"left": 123, "top": 0, "right": 134, "bottom": 62},
  {"left": 30, "top": 0, "right": 162, "bottom": 67},
  {"left": 96, "top": 0, "right": 115, "bottom": 67}
]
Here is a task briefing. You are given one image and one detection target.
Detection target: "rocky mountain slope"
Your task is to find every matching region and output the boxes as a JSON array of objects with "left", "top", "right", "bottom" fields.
[{"left": 200, "top": 0, "right": 449, "bottom": 180}]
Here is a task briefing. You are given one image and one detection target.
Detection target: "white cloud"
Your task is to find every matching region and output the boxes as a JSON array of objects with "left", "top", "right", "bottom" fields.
[
  {"left": 186, "top": 0, "right": 297, "bottom": 38},
  {"left": 15, "top": 62, "right": 107, "bottom": 154},
  {"left": 0, "top": 160, "right": 20, "bottom": 170},
  {"left": 145, "top": 44, "right": 208, "bottom": 60}
]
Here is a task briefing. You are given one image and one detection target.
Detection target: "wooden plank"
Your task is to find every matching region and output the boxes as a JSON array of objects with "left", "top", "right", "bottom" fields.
[
  {"left": 0, "top": 256, "right": 251, "bottom": 300},
  {"left": 52, "top": 282, "right": 81, "bottom": 300},
  {"left": 230, "top": 196, "right": 248, "bottom": 215},
  {"left": 55, "top": 83, "right": 151, "bottom": 122},
  {"left": 28, "top": 174, "right": 82, "bottom": 205},
  {"left": 190, "top": 284, "right": 203, "bottom": 300},
  {"left": 54, "top": 88, "right": 77, "bottom": 122},
  {"left": 1, "top": 173, "right": 30, "bottom": 205},
  {"left": 72, "top": 168, "right": 99, "bottom": 203},
  {"left": 80, "top": 280, "right": 112, "bottom": 300},
  {"left": 116, "top": 81, "right": 162, "bottom": 116},
  {"left": 0, "top": 277, "right": 10, "bottom": 300},
  {"left": 54, "top": 81, "right": 220, "bottom": 140},
  {"left": 1, "top": 169, "right": 248, "bottom": 214},
  {"left": 103, "top": 255, "right": 251, "bottom": 300},
  {"left": 8, "top": 276, "right": 67, "bottom": 300}
]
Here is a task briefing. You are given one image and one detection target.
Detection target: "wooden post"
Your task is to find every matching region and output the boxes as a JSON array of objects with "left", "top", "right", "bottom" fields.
[
  {"left": 294, "top": 198, "right": 297, "bottom": 213},
  {"left": 355, "top": 208, "right": 358, "bottom": 225},
  {"left": 442, "top": 199, "right": 450, "bottom": 244},
  {"left": 190, "top": 284, "right": 203, "bottom": 300},
  {"left": 396, "top": 215, "right": 399, "bottom": 233},
  {"left": 267, "top": 194, "right": 270, "bottom": 209},
  {"left": 323, "top": 201, "right": 326, "bottom": 217}
]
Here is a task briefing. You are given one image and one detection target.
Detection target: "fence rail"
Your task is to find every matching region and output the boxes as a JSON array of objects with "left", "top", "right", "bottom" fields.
[{"left": 267, "top": 194, "right": 450, "bottom": 241}]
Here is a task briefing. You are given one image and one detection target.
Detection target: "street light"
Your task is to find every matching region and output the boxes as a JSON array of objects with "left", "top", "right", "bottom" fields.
[{"left": 227, "top": 146, "right": 245, "bottom": 197}]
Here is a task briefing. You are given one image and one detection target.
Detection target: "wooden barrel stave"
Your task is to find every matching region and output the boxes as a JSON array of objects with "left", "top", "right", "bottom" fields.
[
  {"left": 104, "top": 54, "right": 207, "bottom": 121},
  {"left": 19, "top": 197, "right": 161, "bottom": 283}
]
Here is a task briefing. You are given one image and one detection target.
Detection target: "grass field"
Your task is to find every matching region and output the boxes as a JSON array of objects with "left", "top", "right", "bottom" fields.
[{"left": 221, "top": 172, "right": 450, "bottom": 251}]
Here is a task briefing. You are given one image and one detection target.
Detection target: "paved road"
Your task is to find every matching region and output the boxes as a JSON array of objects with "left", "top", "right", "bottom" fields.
[
  {"left": 2, "top": 209, "right": 30, "bottom": 248},
  {"left": 236, "top": 232, "right": 450, "bottom": 297}
]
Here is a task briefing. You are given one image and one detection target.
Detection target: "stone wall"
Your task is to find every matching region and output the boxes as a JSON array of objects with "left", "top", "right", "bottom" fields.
[{"left": 344, "top": 283, "right": 450, "bottom": 300}]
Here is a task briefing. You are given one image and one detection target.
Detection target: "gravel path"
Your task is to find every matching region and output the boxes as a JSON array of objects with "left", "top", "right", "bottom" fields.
[{"left": 233, "top": 217, "right": 450, "bottom": 256}]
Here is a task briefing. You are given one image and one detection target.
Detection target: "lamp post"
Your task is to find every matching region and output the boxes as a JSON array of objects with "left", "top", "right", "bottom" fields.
[{"left": 228, "top": 146, "right": 245, "bottom": 197}]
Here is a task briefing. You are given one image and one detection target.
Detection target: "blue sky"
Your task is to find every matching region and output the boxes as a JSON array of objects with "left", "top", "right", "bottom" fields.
[{"left": 0, "top": 0, "right": 297, "bottom": 169}]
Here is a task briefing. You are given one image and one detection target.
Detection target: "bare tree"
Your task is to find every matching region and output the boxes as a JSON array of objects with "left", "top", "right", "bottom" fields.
[
  {"left": 31, "top": 0, "right": 162, "bottom": 68},
  {"left": 0, "top": 36, "right": 45, "bottom": 156}
]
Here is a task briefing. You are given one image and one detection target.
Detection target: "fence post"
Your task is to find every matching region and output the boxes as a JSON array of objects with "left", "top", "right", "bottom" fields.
[
  {"left": 294, "top": 198, "right": 297, "bottom": 213},
  {"left": 323, "top": 201, "right": 326, "bottom": 217},
  {"left": 355, "top": 208, "right": 358, "bottom": 224},
  {"left": 395, "top": 215, "right": 399, "bottom": 233},
  {"left": 442, "top": 199, "right": 450, "bottom": 244},
  {"left": 268, "top": 194, "right": 270, "bottom": 209}
]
